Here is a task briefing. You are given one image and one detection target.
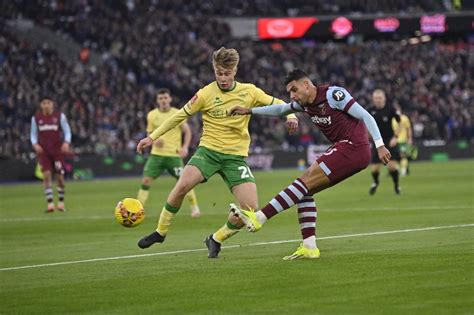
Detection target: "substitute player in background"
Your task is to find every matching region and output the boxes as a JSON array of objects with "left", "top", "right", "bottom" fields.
[
  {"left": 392, "top": 106, "right": 413, "bottom": 176},
  {"left": 230, "top": 69, "right": 391, "bottom": 259},
  {"left": 368, "top": 89, "right": 401, "bottom": 195},
  {"left": 136, "top": 47, "right": 298, "bottom": 258},
  {"left": 137, "top": 88, "right": 201, "bottom": 217},
  {"left": 30, "top": 97, "right": 72, "bottom": 212}
]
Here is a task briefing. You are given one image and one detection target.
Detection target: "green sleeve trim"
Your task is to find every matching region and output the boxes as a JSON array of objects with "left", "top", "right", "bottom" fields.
[
  {"left": 270, "top": 97, "right": 275, "bottom": 105},
  {"left": 183, "top": 106, "right": 192, "bottom": 116}
]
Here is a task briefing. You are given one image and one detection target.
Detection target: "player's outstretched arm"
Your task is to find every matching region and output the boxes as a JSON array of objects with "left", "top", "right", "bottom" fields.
[
  {"left": 347, "top": 104, "right": 391, "bottom": 164},
  {"left": 30, "top": 117, "right": 43, "bottom": 154},
  {"left": 229, "top": 102, "right": 301, "bottom": 117},
  {"left": 60, "top": 113, "right": 72, "bottom": 153},
  {"left": 137, "top": 109, "right": 190, "bottom": 154}
]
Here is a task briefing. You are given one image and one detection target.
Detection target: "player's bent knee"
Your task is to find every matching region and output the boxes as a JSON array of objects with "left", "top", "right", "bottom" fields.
[{"left": 301, "top": 164, "right": 331, "bottom": 192}]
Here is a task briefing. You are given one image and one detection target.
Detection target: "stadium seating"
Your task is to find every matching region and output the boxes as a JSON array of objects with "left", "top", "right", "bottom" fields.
[{"left": 1, "top": 2, "right": 472, "bottom": 159}]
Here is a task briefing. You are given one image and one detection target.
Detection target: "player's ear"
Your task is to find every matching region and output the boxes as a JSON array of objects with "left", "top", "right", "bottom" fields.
[{"left": 303, "top": 79, "right": 310, "bottom": 91}]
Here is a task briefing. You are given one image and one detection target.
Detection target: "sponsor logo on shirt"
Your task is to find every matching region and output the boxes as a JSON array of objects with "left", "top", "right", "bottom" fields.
[
  {"left": 214, "top": 96, "right": 223, "bottom": 105},
  {"left": 209, "top": 109, "right": 227, "bottom": 118},
  {"left": 332, "top": 90, "right": 345, "bottom": 101},
  {"left": 311, "top": 115, "right": 332, "bottom": 125},
  {"left": 38, "top": 124, "right": 59, "bottom": 131}
]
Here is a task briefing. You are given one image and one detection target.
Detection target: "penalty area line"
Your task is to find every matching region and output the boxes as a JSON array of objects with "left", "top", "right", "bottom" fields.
[{"left": 1, "top": 223, "right": 473, "bottom": 272}]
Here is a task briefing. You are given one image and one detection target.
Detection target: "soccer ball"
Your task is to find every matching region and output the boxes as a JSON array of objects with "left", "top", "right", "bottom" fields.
[{"left": 114, "top": 198, "right": 145, "bottom": 227}]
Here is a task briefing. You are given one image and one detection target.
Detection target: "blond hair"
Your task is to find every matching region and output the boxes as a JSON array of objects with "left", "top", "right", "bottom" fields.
[{"left": 212, "top": 47, "right": 239, "bottom": 69}]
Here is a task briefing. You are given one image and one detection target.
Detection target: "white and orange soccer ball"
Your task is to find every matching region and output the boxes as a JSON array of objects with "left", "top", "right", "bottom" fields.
[{"left": 114, "top": 198, "right": 145, "bottom": 227}]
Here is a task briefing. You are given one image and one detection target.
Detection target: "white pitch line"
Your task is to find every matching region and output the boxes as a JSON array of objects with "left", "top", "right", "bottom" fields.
[
  {"left": 1, "top": 204, "right": 472, "bottom": 222},
  {"left": 1, "top": 223, "right": 472, "bottom": 272}
]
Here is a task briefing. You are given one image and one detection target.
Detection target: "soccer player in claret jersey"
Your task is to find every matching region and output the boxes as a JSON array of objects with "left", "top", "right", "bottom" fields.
[
  {"left": 137, "top": 88, "right": 201, "bottom": 217},
  {"left": 135, "top": 47, "right": 298, "bottom": 258},
  {"left": 229, "top": 69, "right": 391, "bottom": 259},
  {"left": 30, "top": 97, "right": 72, "bottom": 213}
]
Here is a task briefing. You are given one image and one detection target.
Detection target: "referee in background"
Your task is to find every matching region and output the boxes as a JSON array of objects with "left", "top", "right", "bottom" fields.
[{"left": 368, "top": 89, "right": 402, "bottom": 195}]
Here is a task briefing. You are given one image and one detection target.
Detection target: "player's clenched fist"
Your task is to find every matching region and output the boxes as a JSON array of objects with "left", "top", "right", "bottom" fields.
[
  {"left": 136, "top": 136, "right": 154, "bottom": 154},
  {"left": 285, "top": 118, "right": 299, "bottom": 135},
  {"left": 377, "top": 146, "right": 391, "bottom": 165},
  {"left": 228, "top": 106, "right": 251, "bottom": 116}
]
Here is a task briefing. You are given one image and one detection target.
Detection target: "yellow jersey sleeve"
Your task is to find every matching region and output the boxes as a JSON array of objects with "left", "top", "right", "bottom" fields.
[
  {"left": 146, "top": 112, "right": 154, "bottom": 134},
  {"left": 149, "top": 109, "right": 189, "bottom": 141},
  {"left": 391, "top": 117, "right": 399, "bottom": 131},
  {"left": 253, "top": 86, "right": 281, "bottom": 107},
  {"left": 393, "top": 114, "right": 411, "bottom": 143},
  {"left": 403, "top": 115, "right": 411, "bottom": 129},
  {"left": 183, "top": 90, "right": 206, "bottom": 116}
]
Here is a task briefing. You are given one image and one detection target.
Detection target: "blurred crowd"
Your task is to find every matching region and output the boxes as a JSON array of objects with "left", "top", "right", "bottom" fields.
[
  {"left": 1, "top": 31, "right": 157, "bottom": 159},
  {"left": 2, "top": 0, "right": 461, "bottom": 21},
  {"left": 1, "top": 1, "right": 472, "bottom": 160}
]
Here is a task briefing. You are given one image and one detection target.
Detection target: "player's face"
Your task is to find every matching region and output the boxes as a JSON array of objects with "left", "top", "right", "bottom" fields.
[
  {"left": 156, "top": 93, "right": 172, "bottom": 111},
  {"left": 372, "top": 91, "right": 386, "bottom": 108},
  {"left": 287, "top": 79, "right": 311, "bottom": 105},
  {"left": 214, "top": 66, "right": 237, "bottom": 90},
  {"left": 40, "top": 99, "right": 54, "bottom": 114}
]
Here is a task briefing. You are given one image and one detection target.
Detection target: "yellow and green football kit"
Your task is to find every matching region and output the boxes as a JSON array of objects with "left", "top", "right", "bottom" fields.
[
  {"left": 138, "top": 107, "right": 199, "bottom": 214},
  {"left": 149, "top": 81, "right": 296, "bottom": 189},
  {"left": 392, "top": 114, "right": 415, "bottom": 175},
  {"left": 149, "top": 81, "right": 296, "bottom": 243},
  {"left": 147, "top": 107, "right": 182, "bottom": 157},
  {"left": 143, "top": 107, "right": 183, "bottom": 179},
  {"left": 392, "top": 114, "right": 411, "bottom": 147}
]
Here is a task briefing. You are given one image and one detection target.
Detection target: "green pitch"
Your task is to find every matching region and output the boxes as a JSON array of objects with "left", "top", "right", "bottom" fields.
[{"left": 1, "top": 160, "right": 473, "bottom": 314}]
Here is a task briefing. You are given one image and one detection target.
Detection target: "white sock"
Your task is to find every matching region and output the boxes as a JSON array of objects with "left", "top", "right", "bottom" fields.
[
  {"left": 256, "top": 211, "right": 267, "bottom": 225},
  {"left": 303, "top": 236, "right": 317, "bottom": 249}
]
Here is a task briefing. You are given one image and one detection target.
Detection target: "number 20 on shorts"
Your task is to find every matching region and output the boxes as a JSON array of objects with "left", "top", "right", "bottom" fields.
[{"left": 238, "top": 166, "right": 254, "bottom": 179}]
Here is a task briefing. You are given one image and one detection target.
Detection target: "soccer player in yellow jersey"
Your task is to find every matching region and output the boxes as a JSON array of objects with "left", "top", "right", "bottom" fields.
[
  {"left": 137, "top": 88, "right": 201, "bottom": 217},
  {"left": 392, "top": 109, "right": 413, "bottom": 176},
  {"left": 136, "top": 47, "right": 298, "bottom": 258}
]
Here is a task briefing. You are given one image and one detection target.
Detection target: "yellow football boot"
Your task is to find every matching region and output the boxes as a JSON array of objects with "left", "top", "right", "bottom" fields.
[
  {"left": 229, "top": 203, "right": 262, "bottom": 232},
  {"left": 283, "top": 244, "right": 320, "bottom": 260}
]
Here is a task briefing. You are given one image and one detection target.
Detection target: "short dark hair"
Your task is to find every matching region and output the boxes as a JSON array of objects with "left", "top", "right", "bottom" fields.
[
  {"left": 40, "top": 96, "right": 53, "bottom": 102},
  {"left": 157, "top": 88, "right": 171, "bottom": 95},
  {"left": 284, "top": 69, "right": 309, "bottom": 85}
]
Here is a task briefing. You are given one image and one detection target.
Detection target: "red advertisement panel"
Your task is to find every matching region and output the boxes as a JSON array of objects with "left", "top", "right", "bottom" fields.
[{"left": 258, "top": 18, "right": 317, "bottom": 39}]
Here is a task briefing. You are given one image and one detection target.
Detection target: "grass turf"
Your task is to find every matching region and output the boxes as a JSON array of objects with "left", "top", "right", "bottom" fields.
[{"left": 0, "top": 160, "right": 473, "bottom": 314}]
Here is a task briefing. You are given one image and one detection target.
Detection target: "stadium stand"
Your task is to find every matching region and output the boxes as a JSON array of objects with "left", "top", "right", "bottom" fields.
[{"left": 1, "top": 1, "right": 472, "bottom": 159}]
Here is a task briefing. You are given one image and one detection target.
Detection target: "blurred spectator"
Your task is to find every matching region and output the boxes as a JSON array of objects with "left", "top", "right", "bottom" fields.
[
  {"left": 1, "top": 3, "right": 472, "bottom": 160},
  {"left": 1, "top": 0, "right": 454, "bottom": 22}
]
